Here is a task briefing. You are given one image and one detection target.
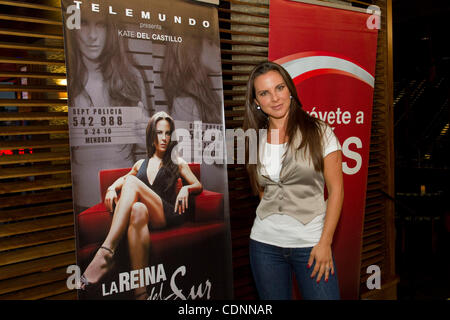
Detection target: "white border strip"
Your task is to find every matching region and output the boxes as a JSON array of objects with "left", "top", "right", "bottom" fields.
[
  {"left": 193, "top": 0, "right": 219, "bottom": 5},
  {"left": 282, "top": 56, "right": 375, "bottom": 87},
  {"left": 290, "top": 0, "right": 368, "bottom": 14}
]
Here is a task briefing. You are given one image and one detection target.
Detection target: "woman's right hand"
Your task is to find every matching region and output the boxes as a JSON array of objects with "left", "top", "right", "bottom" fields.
[
  {"left": 174, "top": 186, "right": 189, "bottom": 215},
  {"left": 104, "top": 189, "right": 118, "bottom": 212}
]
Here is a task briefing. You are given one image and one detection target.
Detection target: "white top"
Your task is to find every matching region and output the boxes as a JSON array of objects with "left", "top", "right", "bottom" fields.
[{"left": 250, "top": 125, "right": 341, "bottom": 248}]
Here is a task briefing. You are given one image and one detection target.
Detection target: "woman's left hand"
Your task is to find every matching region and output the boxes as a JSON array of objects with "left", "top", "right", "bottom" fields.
[
  {"left": 307, "top": 242, "right": 335, "bottom": 283},
  {"left": 174, "top": 186, "right": 189, "bottom": 214}
]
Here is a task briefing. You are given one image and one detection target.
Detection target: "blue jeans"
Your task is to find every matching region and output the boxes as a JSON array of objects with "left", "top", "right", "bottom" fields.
[{"left": 249, "top": 239, "right": 340, "bottom": 300}]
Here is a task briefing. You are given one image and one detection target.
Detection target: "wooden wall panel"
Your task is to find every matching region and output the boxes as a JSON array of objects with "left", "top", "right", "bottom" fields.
[
  {"left": 0, "top": 0, "right": 75, "bottom": 300},
  {"left": 221, "top": 0, "right": 270, "bottom": 300},
  {"left": 360, "top": 0, "right": 398, "bottom": 299}
]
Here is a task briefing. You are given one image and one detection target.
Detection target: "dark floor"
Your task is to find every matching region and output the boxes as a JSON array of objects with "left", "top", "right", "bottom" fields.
[{"left": 395, "top": 213, "right": 449, "bottom": 300}]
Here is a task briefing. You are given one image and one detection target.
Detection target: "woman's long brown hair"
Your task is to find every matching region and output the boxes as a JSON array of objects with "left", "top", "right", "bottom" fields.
[
  {"left": 63, "top": 1, "right": 152, "bottom": 163},
  {"left": 161, "top": 35, "right": 222, "bottom": 124},
  {"left": 243, "top": 61, "right": 325, "bottom": 195},
  {"left": 146, "top": 111, "right": 180, "bottom": 192},
  {"left": 64, "top": 1, "right": 144, "bottom": 107}
]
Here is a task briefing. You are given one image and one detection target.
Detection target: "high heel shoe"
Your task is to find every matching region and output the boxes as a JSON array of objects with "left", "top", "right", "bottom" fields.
[{"left": 78, "top": 246, "right": 115, "bottom": 291}]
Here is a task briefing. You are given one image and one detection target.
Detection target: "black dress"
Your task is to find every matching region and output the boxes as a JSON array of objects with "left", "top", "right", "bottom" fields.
[{"left": 135, "top": 158, "right": 185, "bottom": 228}]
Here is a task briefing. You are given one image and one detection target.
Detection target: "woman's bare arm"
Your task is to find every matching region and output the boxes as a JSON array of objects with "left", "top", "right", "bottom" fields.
[
  {"left": 308, "top": 150, "right": 344, "bottom": 283},
  {"left": 109, "top": 159, "right": 143, "bottom": 191},
  {"left": 174, "top": 158, "right": 203, "bottom": 214},
  {"left": 104, "top": 159, "right": 144, "bottom": 211},
  {"left": 320, "top": 150, "right": 344, "bottom": 246},
  {"left": 179, "top": 161, "right": 203, "bottom": 194}
]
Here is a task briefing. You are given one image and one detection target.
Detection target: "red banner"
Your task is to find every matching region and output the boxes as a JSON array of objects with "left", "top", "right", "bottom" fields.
[{"left": 269, "top": 0, "right": 379, "bottom": 299}]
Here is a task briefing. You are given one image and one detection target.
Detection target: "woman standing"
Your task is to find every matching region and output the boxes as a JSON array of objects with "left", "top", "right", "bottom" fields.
[
  {"left": 243, "top": 61, "right": 344, "bottom": 300},
  {"left": 79, "top": 112, "right": 202, "bottom": 299}
]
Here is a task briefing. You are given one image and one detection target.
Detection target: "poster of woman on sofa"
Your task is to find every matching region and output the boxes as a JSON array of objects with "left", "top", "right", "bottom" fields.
[{"left": 61, "top": 0, "right": 233, "bottom": 299}]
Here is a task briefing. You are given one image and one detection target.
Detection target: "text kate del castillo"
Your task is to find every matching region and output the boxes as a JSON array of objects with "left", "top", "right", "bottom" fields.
[{"left": 118, "top": 29, "right": 182, "bottom": 43}]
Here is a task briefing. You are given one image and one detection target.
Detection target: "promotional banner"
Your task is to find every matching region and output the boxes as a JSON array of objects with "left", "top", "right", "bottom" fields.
[
  {"left": 61, "top": 0, "right": 233, "bottom": 299},
  {"left": 269, "top": 0, "right": 379, "bottom": 299}
]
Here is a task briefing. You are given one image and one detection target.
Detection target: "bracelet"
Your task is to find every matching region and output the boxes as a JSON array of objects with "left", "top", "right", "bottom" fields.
[{"left": 107, "top": 187, "right": 115, "bottom": 192}]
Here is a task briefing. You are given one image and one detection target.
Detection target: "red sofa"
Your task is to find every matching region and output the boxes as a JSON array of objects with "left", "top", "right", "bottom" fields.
[{"left": 76, "top": 163, "right": 230, "bottom": 299}]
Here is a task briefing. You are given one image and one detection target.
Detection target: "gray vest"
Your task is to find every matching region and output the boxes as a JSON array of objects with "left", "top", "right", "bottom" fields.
[{"left": 256, "top": 128, "right": 327, "bottom": 225}]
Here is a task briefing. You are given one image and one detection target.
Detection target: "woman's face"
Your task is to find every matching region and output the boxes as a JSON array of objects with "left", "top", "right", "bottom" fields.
[
  {"left": 199, "top": 38, "right": 221, "bottom": 73},
  {"left": 75, "top": 11, "right": 107, "bottom": 61},
  {"left": 253, "top": 70, "right": 291, "bottom": 121},
  {"left": 154, "top": 119, "right": 172, "bottom": 156}
]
